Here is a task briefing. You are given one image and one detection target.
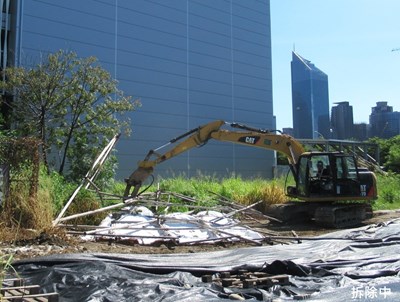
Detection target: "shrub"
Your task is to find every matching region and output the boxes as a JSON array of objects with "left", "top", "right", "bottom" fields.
[{"left": 64, "top": 189, "right": 107, "bottom": 225}]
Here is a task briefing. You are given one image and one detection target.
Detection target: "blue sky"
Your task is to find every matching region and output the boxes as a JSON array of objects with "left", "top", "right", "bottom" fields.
[{"left": 270, "top": 0, "right": 400, "bottom": 131}]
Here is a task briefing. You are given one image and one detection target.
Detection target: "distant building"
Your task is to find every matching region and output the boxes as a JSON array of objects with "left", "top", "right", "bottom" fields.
[
  {"left": 291, "top": 52, "right": 330, "bottom": 139},
  {"left": 331, "top": 101, "right": 354, "bottom": 139},
  {"left": 353, "top": 123, "right": 369, "bottom": 141},
  {"left": 282, "top": 127, "right": 294, "bottom": 137},
  {"left": 369, "top": 102, "right": 400, "bottom": 138}
]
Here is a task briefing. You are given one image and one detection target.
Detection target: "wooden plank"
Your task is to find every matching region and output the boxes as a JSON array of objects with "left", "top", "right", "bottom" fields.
[
  {"left": 1, "top": 285, "right": 40, "bottom": 295},
  {"left": 202, "top": 272, "right": 290, "bottom": 290},
  {"left": 1, "top": 278, "right": 24, "bottom": 287},
  {"left": 1, "top": 292, "right": 59, "bottom": 302},
  {"left": 1, "top": 278, "right": 59, "bottom": 302}
]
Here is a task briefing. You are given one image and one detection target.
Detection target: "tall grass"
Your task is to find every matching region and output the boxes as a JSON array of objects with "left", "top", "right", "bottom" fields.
[
  {"left": 0, "top": 166, "right": 77, "bottom": 231},
  {"left": 144, "top": 173, "right": 400, "bottom": 213},
  {"left": 152, "top": 175, "right": 288, "bottom": 212},
  {"left": 40, "top": 168, "right": 76, "bottom": 215},
  {"left": 2, "top": 168, "right": 398, "bottom": 231},
  {"left": 373, "top": 173, "right": 400, "bottom": 210},
  {"left": 0, "top": 167, "right": 53, "bottom": 230}
]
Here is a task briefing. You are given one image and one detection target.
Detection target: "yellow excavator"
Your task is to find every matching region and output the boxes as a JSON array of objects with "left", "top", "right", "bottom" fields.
[{"left": 124, "top": 120, "right": 377, "bottom": 227}]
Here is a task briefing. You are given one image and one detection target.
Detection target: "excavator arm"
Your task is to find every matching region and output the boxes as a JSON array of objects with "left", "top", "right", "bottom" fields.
[{"left": 124, "top": 120, "right": 305, "bottom": 198}]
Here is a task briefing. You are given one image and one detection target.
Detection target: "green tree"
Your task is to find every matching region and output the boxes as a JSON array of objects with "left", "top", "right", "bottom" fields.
[
  {"left": 384, "top": 136, "right": 400, "bottom": 173},
  {"left": 1, "top": 50, "right": 138, "bottom": 180},
  {"left": 387, "top": 146, "right": 400, "bottom": 173},
  {"left": 369, "top": 135, "right": 400, "bottom": 173}
]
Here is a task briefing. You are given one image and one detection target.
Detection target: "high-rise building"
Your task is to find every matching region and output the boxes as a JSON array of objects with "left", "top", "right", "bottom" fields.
[
  {"left": 369, "top": 102, "right": 400, "bottom": 138},
  {"left": 353, "top": 123, "right": 369, "bottom": 141},
  {"left": 291, "top": 52, "right": 330, "bottom": 139},
  {"left": 331, "top": 101, "right": 354, "bottom": 139},
  {"left": 1, "top": 0, "right": 275, "bottom": 179},
  {"left": 282, "top": 127, "right": 294, "bottom": 137}
]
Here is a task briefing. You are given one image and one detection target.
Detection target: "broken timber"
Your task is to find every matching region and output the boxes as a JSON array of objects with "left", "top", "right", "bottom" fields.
[
  {"left": 1, "top": 278, "right": 59, "bottom": 302},
  {"left": 201, "top": 270, "right": 290, "bottom": 289}
]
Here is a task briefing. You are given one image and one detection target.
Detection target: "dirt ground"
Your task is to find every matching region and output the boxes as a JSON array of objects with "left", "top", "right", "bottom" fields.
[{"left": 1, "top": 209, "right": 399, "bottom": 262}]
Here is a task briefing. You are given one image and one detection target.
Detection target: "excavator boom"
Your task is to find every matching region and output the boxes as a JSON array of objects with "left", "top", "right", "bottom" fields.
[{"left": 124, "top": 120, "right": 305, "bottom": 198}]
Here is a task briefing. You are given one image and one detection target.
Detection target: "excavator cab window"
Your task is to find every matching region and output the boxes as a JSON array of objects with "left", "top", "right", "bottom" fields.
[
  {"left": 295, "top": 154, "right": 334, "bottom": 197},
  {"left": 334, "top": 155, "right": 360, "bottom": 196},
  {"left": 335, "top": 156, "right": 357, "bottom": 180},
  {"left": 310, "top": 156, "right": 331, "bottom": 179},
  {"left": 306, "top": 155, "right": 333, "bottom": 196}
]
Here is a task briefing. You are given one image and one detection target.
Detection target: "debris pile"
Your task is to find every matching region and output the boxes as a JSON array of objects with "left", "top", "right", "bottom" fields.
[
  {"left": 59, "top": 191, "right": 280, "bottom": 247},
  {"left": 51, "top": 135, "right": 284, "bottom": 247}
]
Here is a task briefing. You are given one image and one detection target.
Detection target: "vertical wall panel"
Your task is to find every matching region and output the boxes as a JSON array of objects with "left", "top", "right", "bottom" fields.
[{"left": 10, "top": 0, "right": 274, "bottom": 180}]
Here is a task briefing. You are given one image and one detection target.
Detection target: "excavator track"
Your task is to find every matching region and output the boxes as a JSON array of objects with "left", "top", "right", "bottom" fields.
[
  {"left": 314, "top": 203, "right": 373, "bottom": 228},
  {"left": 265, "top": 202, "right": 373, "bottom": 228}
]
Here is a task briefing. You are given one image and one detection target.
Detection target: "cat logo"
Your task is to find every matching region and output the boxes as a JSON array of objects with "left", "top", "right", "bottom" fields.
[
  {"left": 239, "top": 136, "right": 260, "bottom": 144},
  {"left": 246, "top": 137, "right": 255, "bottom": 144}
]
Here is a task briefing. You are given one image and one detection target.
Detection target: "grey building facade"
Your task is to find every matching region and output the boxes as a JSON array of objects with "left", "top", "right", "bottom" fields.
[
  {"left": 331, "top": 101, "right": 354, "bottom": 139},
  {"left": 2, "top": 0, "right": 275, "bottom": 179},
  {"left": 291, "top": 52, "right": 330, "bottom": 139}
]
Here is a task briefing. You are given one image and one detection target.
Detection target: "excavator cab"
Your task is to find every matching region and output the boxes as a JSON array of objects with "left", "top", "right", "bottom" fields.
[{"left": 287, "top": 152, "right": 377, "bottom": 202}]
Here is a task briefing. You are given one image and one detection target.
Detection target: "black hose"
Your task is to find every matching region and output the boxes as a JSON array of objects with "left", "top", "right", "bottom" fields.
[{"left": 137, "top": 174, "right": 155, "bottom": 196}]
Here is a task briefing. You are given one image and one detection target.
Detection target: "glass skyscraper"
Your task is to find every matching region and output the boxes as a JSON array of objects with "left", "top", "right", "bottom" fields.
[
  {"left": 2, "top": 0, "right": 275, "bottom": 179},
  {"left": 291, "top": 52, "right": 330, "bottom": 139}
]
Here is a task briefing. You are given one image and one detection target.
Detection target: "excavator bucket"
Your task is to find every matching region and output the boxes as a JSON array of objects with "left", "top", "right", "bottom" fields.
[{"left": 124, "top": 166, "right": 154, "bottom": 198}]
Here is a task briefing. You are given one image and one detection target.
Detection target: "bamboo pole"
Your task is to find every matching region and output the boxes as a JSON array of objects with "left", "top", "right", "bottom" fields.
[
  {"left": 84, "top": 134, "right": 120, "bottom": 190},
  {"left": 84, "top": 218, "right": 157, "bottom": 235},
  {"left": 53, "top": 134, "right": 120, "bottom": 226},
  {"left": 210, "top": 200, "right": 264, "bottom": 223},
  {"left": 177, "top": 236, "right": 236, "bottom": 245},
  {"left": 56, "top": 198, "right": 138, "bottom": 223},
  {"left": 85, "top": 233, "right": 179, "bottom": 240},
  {"left": 209, "top": 191, "right": 282, "bottom": 223},
  {"left": 196, "top": 220, "right": 263, "bottom": 246}
]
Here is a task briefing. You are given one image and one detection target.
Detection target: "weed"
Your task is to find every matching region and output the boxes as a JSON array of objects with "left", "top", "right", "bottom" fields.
[
  {"left": 0, "top": 254, "right": 15, "bottom": 295},
  {"left": 65, "top": 189, "right": 108, "bottom": 225},
  {"left": 373, "top": 173, "right": 400, "bottom": 210},
  {"left": 39, "top": 167, "right": 76, "bottom": 214}
]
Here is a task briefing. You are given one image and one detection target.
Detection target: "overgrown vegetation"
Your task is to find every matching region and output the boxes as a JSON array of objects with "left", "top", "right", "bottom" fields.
[
  {"left": 0, "top": 49, "right": 137, "bottom": 234},
  {"left": 155, "top": 176, "right": 288, "bottom": 213},
  {"left": 0, "top": 162, "right": 400, "bottom": 237},
  {"left": 0, "top": 136, "right": 399, "bottom": 232},
  {"left": 153, "top": 173, "right": 400, "bottom": 212},
  {"left": 368, "top": 135, "right": 400, "bottom": 173},
  {"left": 372, "top": 173, "right": 400, "bottom": 210}
]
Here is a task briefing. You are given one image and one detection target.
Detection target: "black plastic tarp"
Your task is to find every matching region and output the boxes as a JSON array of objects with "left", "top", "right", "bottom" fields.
[{"left": 13, "top": 219, "right": 400, "bottom": 301}]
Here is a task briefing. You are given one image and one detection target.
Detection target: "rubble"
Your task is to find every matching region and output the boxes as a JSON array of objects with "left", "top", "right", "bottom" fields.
[{"left": 59, "top": 191, "right": 277, "bottom": 247}]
